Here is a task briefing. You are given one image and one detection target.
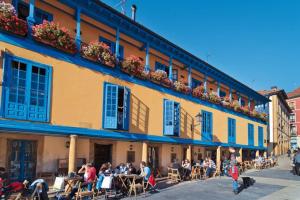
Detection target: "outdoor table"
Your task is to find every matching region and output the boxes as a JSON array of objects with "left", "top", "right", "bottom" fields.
[
  {"left": 117, "top": 174, "right": 129, "bottom": 190},
  {"left": 126, "top": 174, "right": 143, "bottom": 197},
  {"left": 64, "top": 176, "right": 82, "bottom": 193}
]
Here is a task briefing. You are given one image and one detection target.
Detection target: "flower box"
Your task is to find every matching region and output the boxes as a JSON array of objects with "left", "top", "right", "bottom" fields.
[
  {"left": 161, "top": 78, "right": 173, "bottom": 88},
  {"left": 208, "top": 91, "right": 221, "bottom": 104},
  {"left": 0, "top": 2, "right": 27, "bottom": 36},
  {"left": 81, "top": 42, "right": 116, "bottom": 68},
  {"left": 192, "top": 86, "right": 206, "bottom": 99},
  {"left": 32, "top": 20, "right": 77, "bottom": 54},
  {"left": 174, "top": 81, "right": 191, "bottom": 94},
  {"left": 150, "top": 70, "right": 167, "bottom": 82}
]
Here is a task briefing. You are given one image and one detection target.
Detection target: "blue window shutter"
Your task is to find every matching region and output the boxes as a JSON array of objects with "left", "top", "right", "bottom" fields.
[
  {"left": 202, "top": 111, "right": 212, "bottom": 141},
  {"left": 174, "top": 102, "right": 180, "bottom": 136},
  {"left": 208, "top": 112, "right": 213, "bottom": 141},
  {"left": 233, "top": 119, "right": 236, "bottom": 144},
  {"left": 258, "top": 126, "right": 264, "bottom": 147},
  {"left": 103, "top": 83, "right": 118, "bottom": 129},
  {"left": 28, "top": 65, "right": 49, "bottom": 122},
  {"left": 248, "top": 124, "right": 254, "bottom": 146},
  {"left": 202, "top": 111, "right": 207, "bottom": 141},
  {"left": 228, "top": 118, "right": 231, "bottom": 143},
  {"left": 122, "top": 86, "right": 130, "bottom": 130},
  {"left": 164, "top": 99, "right": 174, "bottom": 135},
  {"left": 5, "top": 58, "right": 28, "bottom": 120}
]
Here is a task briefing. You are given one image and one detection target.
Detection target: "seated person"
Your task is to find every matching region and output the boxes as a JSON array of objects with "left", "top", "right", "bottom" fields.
[
  {"left": 171, "top": 159, "right": 181, "bottom": 169},
  {"left": 118, "top": 163, "right": 128, "bottom": 174},
  {"left": 96, "top": 163, "right": 109, "bottom": 190},
  {"left": 126, "top": 163, "right": 137, "bottom": 175},
  {"left": 182, "top": 159, "right": 192, "bottom": 179},
  {"left": 205, "top": 158, "right": 216, "bottom": 178}
]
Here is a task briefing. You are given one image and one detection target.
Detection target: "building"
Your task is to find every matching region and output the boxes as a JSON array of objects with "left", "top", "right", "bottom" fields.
[
  {"left": 258, "top": 87, "right": 291, "bottom": 156},
  {"left": 0, "top": 0, "right": 268, "bottom": 182},
  {"left": 287, "top": 87, "right": 300, "bottom": 149}
]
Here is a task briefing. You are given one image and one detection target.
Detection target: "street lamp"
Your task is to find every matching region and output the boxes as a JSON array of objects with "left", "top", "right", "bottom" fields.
[{"left": 191, "top": 112, "right": 202, "bottom": 132}]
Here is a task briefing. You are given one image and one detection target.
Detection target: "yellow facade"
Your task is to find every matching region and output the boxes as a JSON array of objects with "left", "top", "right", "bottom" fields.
[{"left": 0, "top": 0, "right": 268, "bottom": 179}]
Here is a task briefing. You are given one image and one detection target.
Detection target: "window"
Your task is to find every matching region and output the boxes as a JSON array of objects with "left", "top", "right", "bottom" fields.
[
  {"left": 163, "top": 99, "right": 180, "bottom": 136},
  {"left": 172, "top": 69, "right": 178, "bottom": 82},
  {"left": 99, "top": 37, "right": 124, "bottom": 60},
  {"left": 241, "top": 99, "right": 245, "bottom": 107},
  {"left": 290, "top": 114, "right": 295, "bottom": 122},
  {"left": 191, "top": 78, "right": 202, "bottom": 89},
  {"left": 170, "top": 153, "right": 177, "bottom": 163},
  {"left": 3, "top": 55, "right": 51, "bottom": 122},
  {"left": 127, "top": 151, "right": 135, "bottom": 163},
  {"left": 17, "top": 2, "right": 53, "bottom": 25},
  {"left": 103, "top": 82, "right": 130, "bottom": 130},
  {"left": 248, "top": 123, "right": 254, "bottom": 146},
  {"left": 258, "top": 126, "right": 264, "bottom": 147},
  {"left": 201, "top": 111, "right": 213, "bottom": 141},
  {"left": 220, "top": 90, "right": 226, "bottom": 98},
  {"left": 228, "top": 118, "right": 236, "bottom": 144}
]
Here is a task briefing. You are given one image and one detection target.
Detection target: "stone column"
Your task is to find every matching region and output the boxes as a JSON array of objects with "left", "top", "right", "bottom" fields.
[
  {"left": 216, "top": 146, "right": 221, "bottom": 172},
  {"left": 142, "top": 142, "right": 148, "bottom": 163},
  {"left": 255, "top": 149, "right": 260, "bottom": 157},
  {"left": 237, "top": 148, "right": 243, "bottom": 163},
  {"left": 68, "top": 135, "right": 78, "bottom": 173},
  {"left": 186, "top": 145, "right": 192, "bottom": 161}
]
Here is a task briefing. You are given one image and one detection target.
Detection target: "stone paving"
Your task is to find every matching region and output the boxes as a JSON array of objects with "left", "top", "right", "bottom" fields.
[{"left": 123, "top": 156, "right": 300, "bottom": 200}]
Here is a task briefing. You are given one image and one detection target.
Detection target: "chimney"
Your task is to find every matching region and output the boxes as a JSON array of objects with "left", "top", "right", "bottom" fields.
[
  {"left": 131, "top": 4, "right": 137, "bottom": 21},
  {"left": 271, "top": 86, "right": 278, "bottom": 91}
]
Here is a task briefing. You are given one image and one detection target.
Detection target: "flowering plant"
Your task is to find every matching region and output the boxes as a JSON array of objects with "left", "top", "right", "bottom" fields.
[
  {"left": 208, "top": 91, "right": 221, "bottom": 104},
  {"left": 150, "top": 69, "right": 167, "bottom": 82},
  {"left": 32, "top": 20, "right": 76, "bottom": 53},
  {"left": 250, "top": 110, "right": 260, "bottom": 118},
  {"left": 259, "top": 112, "right": 268, "bottom": 121},
  {"left": 241, "top": 106, "right": 250, "bottom": 115},
  {"left": 192, "top": 85, "right": 205, "bottom": 98},
  {"left": 232, "top": 100, "right": 241, "bottom": 112},
  {"left": 174, "top": 81, "right": 191, "bottom": 94},
  {"left": 81, "top": 41, "right": 116, "bottom": 67},
  {"left": 161, "top": 78, "right": 173, "bottom": 87},
  {"left": 121, "top": 55, "right": 144, "bottom": 76},
  {"left": 0, "top": 2, "right": 27, "bottom": 36}
]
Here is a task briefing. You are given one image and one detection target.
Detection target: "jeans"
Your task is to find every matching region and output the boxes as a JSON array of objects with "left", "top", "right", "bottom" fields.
[
  {"left": 96, "top": 175, "right": 105, "bottom": 190},
  {"left": 206, "top": 167, "right": 215, "bottom": 177},
  {"left": 232, "top": 180, "right": 238, "bottom": 192}
]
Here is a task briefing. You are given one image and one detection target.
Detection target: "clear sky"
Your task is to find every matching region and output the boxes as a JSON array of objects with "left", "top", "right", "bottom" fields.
[{"left": 102, "top": 0, "right": 300, "bottom": 93}]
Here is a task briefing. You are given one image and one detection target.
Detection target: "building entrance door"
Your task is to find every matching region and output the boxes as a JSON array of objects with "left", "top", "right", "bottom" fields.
[
  {"left": 148, "top": 146, "right": 159, "bottom": 170},
  {"left": 7, "top": 140, "right": 37, "bottom": 182},
  {"left": 94, "top": 144, "right": 112, "bottom": 170}
]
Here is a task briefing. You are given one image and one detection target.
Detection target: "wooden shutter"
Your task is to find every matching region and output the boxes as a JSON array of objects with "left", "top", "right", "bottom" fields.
[{"left": 122, "top": 86, "right": 130, "bottom": 130}]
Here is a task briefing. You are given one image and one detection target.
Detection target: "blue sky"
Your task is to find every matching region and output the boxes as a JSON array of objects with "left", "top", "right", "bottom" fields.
[{"left": 102, "top": 0, "right": 300, "bottom": 92}]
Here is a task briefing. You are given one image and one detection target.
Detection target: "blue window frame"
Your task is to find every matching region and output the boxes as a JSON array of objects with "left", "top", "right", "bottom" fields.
[
  {"left": 228, "top": 118, "right": 236, "bottom": 144},
  {"left": 258, "top": 126, "right": 264, "bottom": 147},
  {"left": 103, "top": 82, "right": 130, "bottom": 130},
  {"left": 220, "top": 90, "right": 226, "bottom": 98},
  {"left": 201, "top": 110, "right": 213, "bottom": 141},
  {"left": 2, "top": 54, "right": 52, "bottom": 122},
  {"left": 191, "top": 78, "right": 202, "bottom": 89},
  {"left": 163, "top": 99, "right": 180, "bottom": 136},
  {"left": 99, "top": 37, "right": 124, "bottom": 60},
  {"left": 248, "top": 123, "right": 254, "bottom": 146},
  {"left": 17, "top": 2, "right": 53, "bottom": 24}
]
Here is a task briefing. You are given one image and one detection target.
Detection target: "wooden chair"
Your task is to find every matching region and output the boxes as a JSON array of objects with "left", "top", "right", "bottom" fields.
[
  {"left": 212, "top": 168, "right": 221, "bottom": 178},
  {"left": 201, "top": 168, "right": 207, "bottom": 180},
  {"left": 75, "top": 182, "right": 95, "bottom": 200},
  {"left": 167, "top": 168, "right": 181, "bottom": 182},
  {"left": 190, "top": 167, "right": 198, "bottom": 180}
]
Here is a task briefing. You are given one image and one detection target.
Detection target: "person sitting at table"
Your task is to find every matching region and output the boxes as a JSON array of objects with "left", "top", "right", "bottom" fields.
[
  {"left": 119, "top": 163, "right": 128, "bottom": 174},
  {"left": 140, "top": 162, "right": 158, "bottom": 193},
  {"left": 78, "top": 163, "right": 96, "bottom": 191},
  {"left": 182, "top": 159, "right": 192, "bottom": 179},
  {"left": 205, "top": 158, "right": 216, "bottom": 178},
  {"left": 126, "top": 163, "right": 137, "bottom": 175},
  {"left": 105, "top": 162, "right": 113, "bottom": 174},
  {"left": 171, "top": 159, "right": 181, "bottom": 169},
  {"left": 96, "top": 163, "right": 109, "bottom": 191}
]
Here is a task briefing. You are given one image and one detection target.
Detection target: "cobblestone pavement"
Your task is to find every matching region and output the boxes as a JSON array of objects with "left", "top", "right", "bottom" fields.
[{"left": 123, "top": 155, "right": 300, "bottom": 200}]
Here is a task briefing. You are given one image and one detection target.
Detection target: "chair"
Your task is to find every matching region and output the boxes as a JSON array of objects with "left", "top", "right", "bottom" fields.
[
  {"left": 167, "top": 168, "right": 181, "bottom": 182},
  {"left": 75, "top": 182, "right": 95, "bottom": 200},
  {"left": 190, "top": 167, "right": 197, "bottom": 180},
  {"left": 212, "top": 168, "right": 221, "bottom": 178}
]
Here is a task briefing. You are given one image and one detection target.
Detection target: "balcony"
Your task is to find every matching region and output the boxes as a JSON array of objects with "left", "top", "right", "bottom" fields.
[{"left": 0, "top": 2, "right": 268, "bottom": 123}]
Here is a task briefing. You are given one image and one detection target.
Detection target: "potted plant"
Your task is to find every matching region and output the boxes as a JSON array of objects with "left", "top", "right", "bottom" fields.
[
  {"left": 81, "top": 41, "right": 116, "bottom": 67},
  {"left": 174, "top": 81, "right": 191, "bottom": 94},
  {"left": 241, "top": 106, "right": 250, "bottom": 115},
  {"left": 32, "top": 20, "right": 77, "bottom": 54},
  {"left": 232, "top": 100, "right": 241, "bottom": 112},
  {"left": 208, "top": 91, "right": 221, "bottom": 104},
  {"left": 259, "top": 112, "right": 268, "bottom": 122},
  {"left": 161, "top": 78, "right": 173, "bottom": 88},
  {"left": 0, "top": 2, "right": 27, "bottom": 36},
  {"left": 121, "top": 55, "right": 145, "bottom": 77},
  {"left": 221, "top": 96, "right": 231, "bottom": 107},
  {"left": 192, "top": 85, "right": 205, "bottom": 99},
  {"left": 150, "top": 69, "right": 167, "bottom": 82}
]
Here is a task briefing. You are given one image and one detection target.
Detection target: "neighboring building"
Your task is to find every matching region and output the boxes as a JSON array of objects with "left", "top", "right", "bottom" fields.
[
  {"left": 287, "top": 87, "right": 300, "bottom": 149},
  {"left": 259, "top": 87, "right": 291, "bottom": 156},
  {"left": 0, "top": 0, "right": 268, "bottom": 182}
]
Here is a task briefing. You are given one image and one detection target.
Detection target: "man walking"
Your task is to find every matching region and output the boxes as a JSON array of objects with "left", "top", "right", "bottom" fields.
[{"left": 294, "top": 149, "right": 300, "bottom": 176}]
